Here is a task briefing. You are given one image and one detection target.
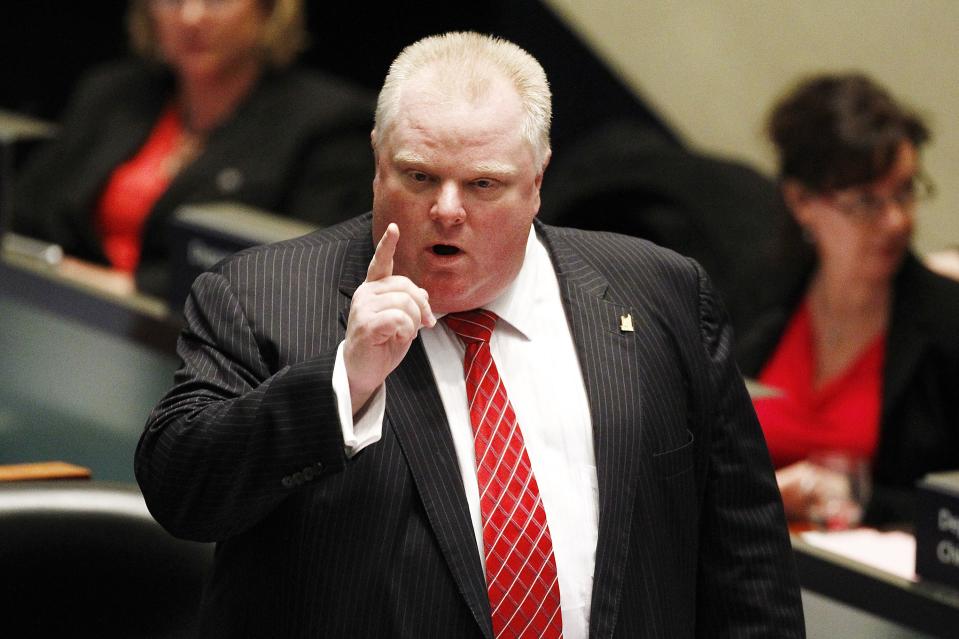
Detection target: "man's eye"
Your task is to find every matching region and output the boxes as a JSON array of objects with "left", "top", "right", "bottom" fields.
[
  {"left": 409, "top": 172, "right": 429, "bottom": 183},
  {"left": 473, "top": 179, "right": 495, "bottom": 189}
]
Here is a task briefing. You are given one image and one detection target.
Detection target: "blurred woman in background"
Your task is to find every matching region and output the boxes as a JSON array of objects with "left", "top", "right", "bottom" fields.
[
  {"left": 739, "top": 73, "right": 959, "bottom": 527},
  {"left": 13, "top": 0, "right": 374, "bottom": 297}
]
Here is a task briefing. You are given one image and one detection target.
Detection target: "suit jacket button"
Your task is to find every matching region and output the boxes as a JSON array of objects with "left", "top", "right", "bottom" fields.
[
  {"left": 314, "top": 462, "right": 324, "bottom": 471},
  {"left": 281, "top": 476, "right": 293, "bottom": 488},
  {"left": 303, "top": 467, "right": 315, "bottom": 481},
  {"left": 292, "top": 471, "right": 304, "bottom": 485}
]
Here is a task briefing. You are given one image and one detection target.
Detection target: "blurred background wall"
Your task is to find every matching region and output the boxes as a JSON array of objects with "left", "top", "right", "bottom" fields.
[{"left": 545, "top": 0, "right": 959, "bottom": 254}]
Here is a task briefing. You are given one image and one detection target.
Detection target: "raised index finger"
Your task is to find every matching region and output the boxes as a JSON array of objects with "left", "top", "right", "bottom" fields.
[{"left": 366, "top": 223, "right": 399, "bottom": 282}]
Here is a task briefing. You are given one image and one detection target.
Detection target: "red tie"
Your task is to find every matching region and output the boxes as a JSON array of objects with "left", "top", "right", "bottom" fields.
[{"left": 443, "top": 309, "right": 563, "bottom": 639}]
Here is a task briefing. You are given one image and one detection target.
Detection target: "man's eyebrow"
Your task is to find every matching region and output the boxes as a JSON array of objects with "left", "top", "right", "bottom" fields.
[
  {"left": 392, "top": 150, "right": 428, "bottom": 165},
  {"left": 472, "top": 161, "right": 518, "bottom": 177},
  {"left": 390, "top": 152, "right": 518, "bottom": 178}
]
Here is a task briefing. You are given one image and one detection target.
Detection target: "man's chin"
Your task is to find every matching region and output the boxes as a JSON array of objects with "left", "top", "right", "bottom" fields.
[
  {"left": 428, "top": 287, "right": 492, "bottom": 315},
  {"left": 430, "top": 298, "right": 474, "bottom": 316}
]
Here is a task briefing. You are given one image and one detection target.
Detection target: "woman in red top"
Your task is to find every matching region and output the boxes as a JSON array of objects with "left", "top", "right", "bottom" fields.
[
  {"left": 740, "top": 74, "right": 958, "bottom": 527},
  {"left": 94, "top": 0, "right": 283, "bottom": 275},
  {"left": 14, "top": 0, "right": 374, "bottom": 298}
]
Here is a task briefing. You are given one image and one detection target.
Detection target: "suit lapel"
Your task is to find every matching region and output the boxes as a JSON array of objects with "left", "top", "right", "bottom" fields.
[
  {"left": 336, "top": 222, "right": 658, "bottom": 638},
  {"left": 882, "top": 316, "right": 927, "bottom": 417},
  {"left": 540, "top": 226, "right": 648, "bottom": 638},
  {"left": 882, "top": 258, "right": 932, "bottom": 423},
  {"left": 337, "top": 229, "right": 493, "bottom": 639},
  {"left": 387, "top": 343, "right": 494, "bottom": 638}
]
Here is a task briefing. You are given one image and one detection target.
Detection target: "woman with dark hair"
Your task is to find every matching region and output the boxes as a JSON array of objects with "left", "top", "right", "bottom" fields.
[
  {"left": 739, "top": 73, "right": 959, "bottom": 527},
  {"left": 13, "top": 0, "right": 374, "bottom": 297}
]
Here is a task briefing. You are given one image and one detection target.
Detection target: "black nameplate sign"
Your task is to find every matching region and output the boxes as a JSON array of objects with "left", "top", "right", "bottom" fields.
[{"left": 916, "top": 471, "right": 959, "bottom": 588}]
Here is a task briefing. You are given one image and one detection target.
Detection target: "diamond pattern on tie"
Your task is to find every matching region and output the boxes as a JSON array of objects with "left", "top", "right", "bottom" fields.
[{"left": 444, "top": 309, "right": 563, "bottom": 639}]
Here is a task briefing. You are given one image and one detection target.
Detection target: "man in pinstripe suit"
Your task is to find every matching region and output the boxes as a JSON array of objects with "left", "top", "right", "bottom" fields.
[{"left": 136, "top": 32, "right": 804, "bottom": 638}]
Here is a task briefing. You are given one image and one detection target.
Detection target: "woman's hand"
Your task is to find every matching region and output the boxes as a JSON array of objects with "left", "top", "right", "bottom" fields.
[{"left": 777, "top": 459, "right": 863, "bottom": 530}]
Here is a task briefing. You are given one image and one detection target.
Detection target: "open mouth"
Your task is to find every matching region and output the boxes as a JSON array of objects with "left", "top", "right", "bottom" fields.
[{"left": 432, "top": 244, "right": 460, "bottom": 256}]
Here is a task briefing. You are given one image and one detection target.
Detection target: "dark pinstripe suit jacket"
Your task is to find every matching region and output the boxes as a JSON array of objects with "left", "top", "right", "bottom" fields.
[{"left": 136, "top": 213, "right": 804, "bottom": 638}]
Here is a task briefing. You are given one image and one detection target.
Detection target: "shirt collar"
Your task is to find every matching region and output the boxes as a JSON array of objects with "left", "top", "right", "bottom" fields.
[
  {"left": 433, "top": 226, "right": 550, "bottom": 342},
  {"left": 483, "top": 226, "right": 548, "bottom": 341}
]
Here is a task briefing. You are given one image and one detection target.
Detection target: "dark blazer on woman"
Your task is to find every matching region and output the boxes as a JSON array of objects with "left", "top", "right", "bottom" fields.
[
  {"left": 135, "top": 214, "right": 804, "bottom": 638},
  {"left": 12, "top": 59, "right": 375, "bottom": 296},
  {"left": 737, "top": 253, "right": 959, "bottom": 525}
]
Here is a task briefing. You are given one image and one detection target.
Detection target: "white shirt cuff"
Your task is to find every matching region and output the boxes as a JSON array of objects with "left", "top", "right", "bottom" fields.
[{"left": 333, "top": 341, "right": 385, "bottom": 458}]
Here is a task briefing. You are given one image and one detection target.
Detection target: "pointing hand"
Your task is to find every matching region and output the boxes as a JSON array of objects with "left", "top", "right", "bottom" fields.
[{"left": 344, "top": 223, "right": 435, "bottom": 414}]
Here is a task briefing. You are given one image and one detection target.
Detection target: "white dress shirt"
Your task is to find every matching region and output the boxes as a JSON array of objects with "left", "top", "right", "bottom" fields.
[{"left": 333, "top": 228, "right": 597, "bottom": 638}]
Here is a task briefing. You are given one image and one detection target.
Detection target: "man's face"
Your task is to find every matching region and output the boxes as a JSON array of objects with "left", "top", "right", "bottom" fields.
[{"left": 371, "top": 73, "right": 547, "bottom": 314}]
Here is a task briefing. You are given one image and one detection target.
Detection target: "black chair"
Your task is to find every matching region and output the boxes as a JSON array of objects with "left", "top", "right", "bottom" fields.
[
  {"left": 540, "top": 118, "right": 787, "bottom": 335},
  {"left": 0, "top": 480, "right": 213, "bottom": 637}
]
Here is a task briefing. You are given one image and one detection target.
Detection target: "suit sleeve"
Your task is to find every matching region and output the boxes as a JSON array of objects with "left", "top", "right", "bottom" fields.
[
  {"left": 135, "top": 270, "right": 348, "bottom": 542},
  {"left": 691, "top": 261, "right": 806, "bottom": 637}
]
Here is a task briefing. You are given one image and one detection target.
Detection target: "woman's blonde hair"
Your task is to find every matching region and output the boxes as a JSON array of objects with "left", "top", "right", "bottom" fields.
[{"left": 127, "top": 0, "right": 307, "bottom": 69}]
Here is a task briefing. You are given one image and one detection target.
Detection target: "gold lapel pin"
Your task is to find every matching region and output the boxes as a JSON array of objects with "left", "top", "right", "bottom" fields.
[{"left": 620, "top": 313, "right": 634, "bottom": 332}]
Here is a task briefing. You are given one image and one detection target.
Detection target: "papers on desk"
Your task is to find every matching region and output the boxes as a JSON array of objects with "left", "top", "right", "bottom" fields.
[
  {"left": 1, "top": 232, "right": 63, "bottom": 266},
  {"left": 801, "top": 528, "right": 917, "bottom": 581},
  {"left": 0, "top": 109, "right": 57, "bottom": 143},
  {"left": 743, "top": 377, "right": 784, "bottom": 399}
]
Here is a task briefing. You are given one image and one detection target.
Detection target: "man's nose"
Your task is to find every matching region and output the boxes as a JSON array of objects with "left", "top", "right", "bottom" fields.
[{"left": 430, "top": 182, "right": 465, "bottom": 225}]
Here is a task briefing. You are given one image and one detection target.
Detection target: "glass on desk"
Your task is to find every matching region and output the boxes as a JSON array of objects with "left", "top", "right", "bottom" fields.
[
  {"left": 807, "top": 451, "right": 872, "bottom": 530},
  {"left": 778, "top": 451, "right": 872, "bottom": 531}
]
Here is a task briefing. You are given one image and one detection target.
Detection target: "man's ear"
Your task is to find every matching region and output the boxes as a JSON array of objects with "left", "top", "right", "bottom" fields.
[{"left": 535, "top": 149, "right": 552, "bottom": 190}]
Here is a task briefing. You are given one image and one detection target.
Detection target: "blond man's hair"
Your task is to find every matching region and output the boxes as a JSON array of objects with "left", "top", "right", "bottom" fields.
[{"left": 374, "top": 31, "right": 552, "bottom": 167}]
